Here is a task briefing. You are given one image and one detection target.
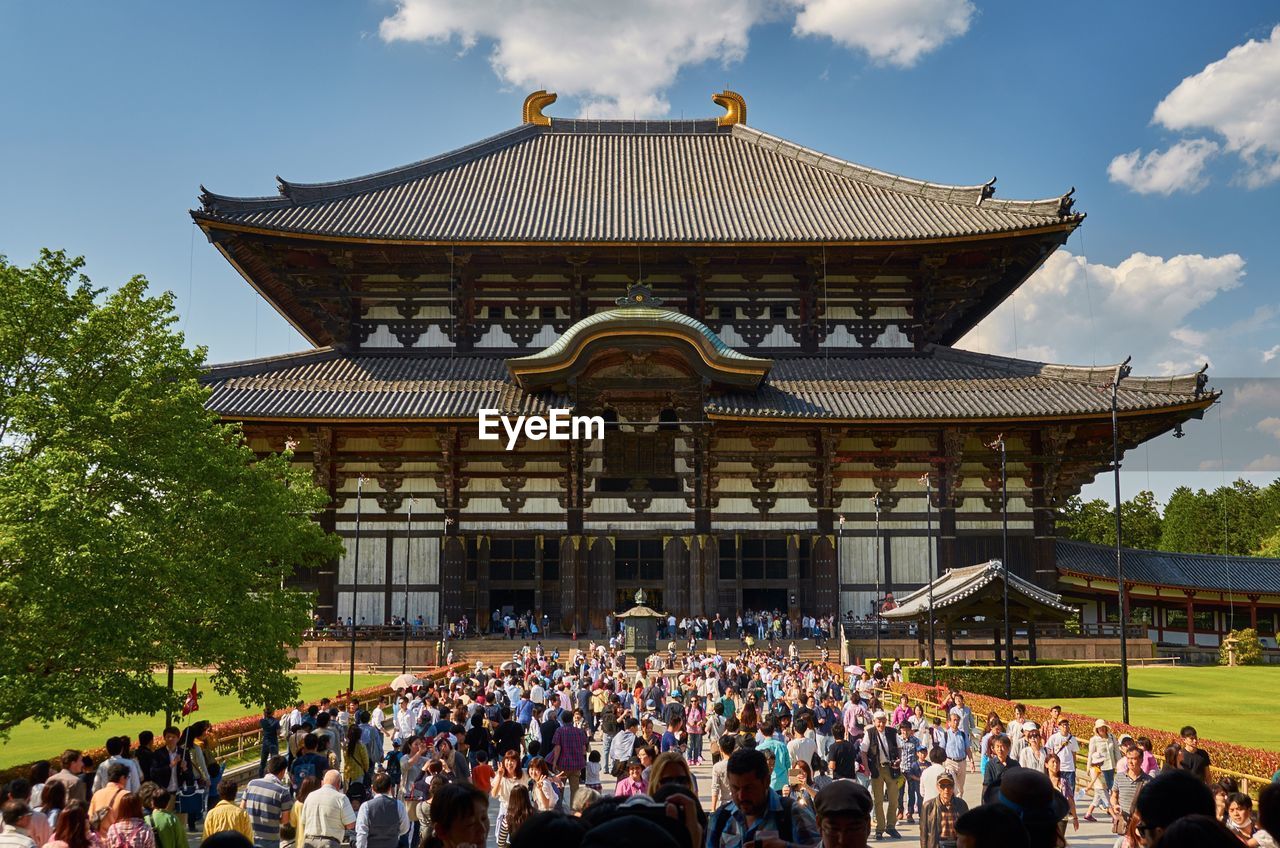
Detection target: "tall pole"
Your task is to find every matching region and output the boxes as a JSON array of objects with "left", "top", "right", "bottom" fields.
[
  {"left": 402, "top": 498, "right": 413, "bottom": 675},
  {"left": 349, "top": 475, "right": 364, "bottom": 695},
  {"left": 838, "top": 513, "right": 845, "bottom": 662},
  {"left": 995, "top": 434, "right": 1011, "bottom": 700},
  {"left": 1113, "top": 357, "right": 1132, "bottom": 725},
  {"left": 164, "top": 661, "right": 174, "bottom": 729},
  {"left": 924, "top": 473, "right": 936, "bottom": 685},
  {"left": 872, "top": 493, "right": 882, "bottom": 667}
]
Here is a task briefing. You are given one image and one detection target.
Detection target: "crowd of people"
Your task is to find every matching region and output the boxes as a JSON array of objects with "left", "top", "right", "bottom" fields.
[{"left": 3, "top": 643, "right": 1276, "bottom": 848}]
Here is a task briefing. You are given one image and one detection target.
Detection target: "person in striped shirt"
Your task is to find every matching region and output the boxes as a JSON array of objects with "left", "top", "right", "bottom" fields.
[{"left": 242, "top": 757, "right": 294, "bottom": 848}]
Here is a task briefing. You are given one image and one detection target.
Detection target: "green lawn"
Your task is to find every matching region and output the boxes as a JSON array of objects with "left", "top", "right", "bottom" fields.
[
  {"left": 0, "top": 673, "right": 385, "bottom": 769},
  {"left": 1026, "top": 666, "right": 1280, "bottom": 751}
]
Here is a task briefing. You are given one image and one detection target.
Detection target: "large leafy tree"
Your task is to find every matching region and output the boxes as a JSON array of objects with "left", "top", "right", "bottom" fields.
[
  {"left": 1058, "top": 490, "right": 1162, "bottom": 550},
  {"left": 0, "top": 250, "right": 341, "bottom": 735}
]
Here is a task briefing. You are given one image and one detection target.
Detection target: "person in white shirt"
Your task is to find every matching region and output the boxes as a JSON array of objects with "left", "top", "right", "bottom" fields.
[
  {"left": 1007, "top": 703, "right": 1030, "bottom": 760},
  {"left": 287, "top": 702, "right": 305, "bottom": 733},
  {"left": 1046, "top": 719, "right": 1081, "bottom": 799},
  {"left": 1018, "top": 722, "right": 1048, "bottom": 771},
  {"left": 787, "top": 719, "right": 818, "bottom": 770},
  {"left": 919, "top": 747, "right": 950, "bottom": 807},
  {"left": 300, "top": 770, "right": 356, "bottom": 845},
  {"left": 91, "top": 739, "right": 141, "bottom": 794},
  {"left": 370, "top": 697, "right": 388, "bottom": 738}
]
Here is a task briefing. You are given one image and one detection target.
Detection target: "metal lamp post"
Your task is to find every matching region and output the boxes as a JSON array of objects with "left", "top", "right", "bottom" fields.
[
  {"left": 348, "top": 475, "right": 364, "bottom": 695},
  {"left": 871, "top": 492, "right": 882, "bottom": 667},
  {"left": 990, "top": 434, "right": 1012, "bottom": 700},
  {"left": 1112, "top": 357, "right": 1133, "bottom": 725},
  {"left": 838, "top": 513, "right": 845, "bottom": 662},
  {"left": 923, "top": 472, "right": 936, "bottom": 685}
]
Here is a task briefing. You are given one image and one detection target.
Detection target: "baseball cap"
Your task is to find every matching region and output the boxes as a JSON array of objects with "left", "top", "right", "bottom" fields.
[
  {"left": 936, "top": 772, "right": 955, "bottom": 787},
  {"left": 814, "top": 780, "right": 872, "bottom": 820}
]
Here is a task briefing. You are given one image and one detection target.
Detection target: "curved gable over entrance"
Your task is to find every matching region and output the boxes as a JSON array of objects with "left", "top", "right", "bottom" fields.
[{"left": 506, "top": 285, "right": 772, "bottom": 392}]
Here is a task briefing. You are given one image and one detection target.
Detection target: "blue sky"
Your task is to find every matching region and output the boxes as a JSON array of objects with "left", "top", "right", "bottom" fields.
[{"left": 2, "top": 1, "right": 1278, "bottom": 506}]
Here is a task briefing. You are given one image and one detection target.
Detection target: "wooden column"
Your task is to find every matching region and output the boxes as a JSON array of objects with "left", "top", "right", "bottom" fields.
[
  {"left": 1027, "top": 621, "right": 1038, "bottom": 663},
  {"left": 664, "top": 537, "right": 691, "bottom": 618},
  {"left": 588, "top": 536, "right": 615, "bottom": 635},
  {"left": 1249, "top": 595, "right": 1260, "bottom": 630},
  {"left": 558, "top": 536, "right": 582, "bottom": 635},
  {"left": 787, "top": 534, "right": 801, "bottom": 621},
  {"left": 993, "top": 626, "right": 1002, "bottom": 664},
  {"left": 1185, "top": 592, "right": 1196, "bottom": 646},
  {"left": 945, "top": 621, "right": 955, "bottom": 665},
  {"left": 440, "top": 536, "right": 466, "bottom": 624},
  {"left": 311, "top": 426, "right": 339, "bottom": 621}
]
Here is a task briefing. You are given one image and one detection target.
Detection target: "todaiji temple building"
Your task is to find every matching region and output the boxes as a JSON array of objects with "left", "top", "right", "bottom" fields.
[{"left": 194, "top": 90, "right": 1274, "bottom": 650}]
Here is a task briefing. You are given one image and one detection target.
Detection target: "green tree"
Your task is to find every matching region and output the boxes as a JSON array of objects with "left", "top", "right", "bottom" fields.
[
  {"left": 0, "top": 250, "right": 342, "bottom": 735},
  {"left": 1160, "top": 480, "right": 1280, "bottom": 555},
  {"left": 1058, "top": 490, "right": 1162, "bottom": 549},
  {"left": 1220, "top": 628, "right": 1263, "bottom": 666}
]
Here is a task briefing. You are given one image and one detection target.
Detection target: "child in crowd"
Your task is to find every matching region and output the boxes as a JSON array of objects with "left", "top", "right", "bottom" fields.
[{"left": 585, "top": 750, "right": 603, "bottom": 793}]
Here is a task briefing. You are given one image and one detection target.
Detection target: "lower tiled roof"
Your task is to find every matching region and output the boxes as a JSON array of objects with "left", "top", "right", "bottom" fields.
[
  {"left": 200, "top": 345, "right": 1211, "bottom": 422},
  {"left": 1056, "top": 540, "right": 1280, "bottom": 595}
]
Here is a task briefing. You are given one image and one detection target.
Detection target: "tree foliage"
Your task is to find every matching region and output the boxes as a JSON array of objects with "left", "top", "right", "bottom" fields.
[
  {"left": 0, "top": 250, "right": 342, "bottom": 736},
  {"left": 1058, "top": 490, "right": 1163, "bottom": 550},
  {"left": 1220, "top": 628, "right": 1264, "bottom": 666},
  {"left": 1159, "top": 480, "right": 1280, "bottom": 556},
  {"left": 1059, "top": 482, "right": 1280, "bottom": 557}
]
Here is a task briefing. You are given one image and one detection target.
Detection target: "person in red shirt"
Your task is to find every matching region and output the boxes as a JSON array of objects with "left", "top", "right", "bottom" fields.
[{"left": 470, "top": 751, "right": 494, "bottom": 794}]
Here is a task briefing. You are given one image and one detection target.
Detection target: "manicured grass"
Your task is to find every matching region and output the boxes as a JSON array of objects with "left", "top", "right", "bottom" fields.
[
  {"left": 0, "top": 673, "right": 385, "bottom": 769},
  {"left": 1026, "top": 666, "right": 1280, "bottom": 751}
]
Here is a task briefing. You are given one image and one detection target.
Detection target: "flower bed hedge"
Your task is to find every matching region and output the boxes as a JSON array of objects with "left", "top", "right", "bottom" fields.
[
  {"left": 889, "top": 680, "right": 1280, "bottom": 788},
  {"left": 901, "top": 663, "right": 1121, "bottom": 698},
  {"left": 0, "top": 663, "right": 464, "bottom": 787}
]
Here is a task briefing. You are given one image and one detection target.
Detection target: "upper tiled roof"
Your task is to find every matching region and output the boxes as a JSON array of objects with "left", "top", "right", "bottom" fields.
[
  {"left": 193, "top": 119, "right": 1082, "bottom": 244},
  {"left": 881, "top": 560, "right": 1074, "bottom": 618},
  {"left": 200, "top": 345, "right": 1211, "bottom": 422},
  {"left": 1056, "top": 540, "right": 1280, "bottom": 595}
]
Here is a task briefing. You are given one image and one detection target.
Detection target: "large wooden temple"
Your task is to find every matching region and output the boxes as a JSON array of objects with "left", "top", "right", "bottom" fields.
[{"left": 194, "top": 90, "right": 1216, "bottom": 634}]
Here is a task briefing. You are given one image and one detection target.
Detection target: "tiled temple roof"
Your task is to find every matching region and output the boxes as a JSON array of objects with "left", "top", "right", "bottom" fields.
[
  {"left": 193, "top": 118, "right": 1082, "bottom": 244},
  {"left": 201, "top": 345, "right": 1210, "bottom": 422}
]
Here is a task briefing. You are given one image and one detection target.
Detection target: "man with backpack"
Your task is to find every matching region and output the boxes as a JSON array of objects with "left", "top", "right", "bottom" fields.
[{"left": 707, "top": 748, "right": 820, "bottom": 848}]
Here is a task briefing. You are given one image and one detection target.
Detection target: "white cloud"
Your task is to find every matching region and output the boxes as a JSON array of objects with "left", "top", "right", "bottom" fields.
[
  {"left": 960, "top": 250, "right": 1247, "bottom": 375},
  {"left": 791, "top": 0, "right": 974, "bottom": 68},
  {"left": 1107, "top": 139, "right": 1219, "bottom": 195},
  {"left": 1256, "top": 417, "right": 1280, "bottom": 440},
  {"left": 377, "top": 0, "right": 975, "bottom": 117},
  {"left": 1114, "top": 24, "right": 1280, "bottom": 191},
  {"left": 1264, "top": 344, "right": 1280, "bottom": 363},
  {"left": 378, "top": 0, "right": 783, "bottom": 118},
  {"left": 1246, "top": 454, "right": 1280, "bottom": 472}
]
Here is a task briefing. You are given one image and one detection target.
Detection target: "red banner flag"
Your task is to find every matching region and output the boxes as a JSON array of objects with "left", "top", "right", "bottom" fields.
[{"left": 181, "top": 680, "right": 200, "bottom": 716}]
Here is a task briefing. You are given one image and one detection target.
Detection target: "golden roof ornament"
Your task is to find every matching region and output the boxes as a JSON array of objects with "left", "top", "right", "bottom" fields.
[
  {"left": 616, "top": 282, "right": 663, "bottom": 307},
  {"left": 713, "top": 90, "right": 747, "bottom": 126},
  {"left": 523, "top": 90, "right": 557, "bottom": 126}
]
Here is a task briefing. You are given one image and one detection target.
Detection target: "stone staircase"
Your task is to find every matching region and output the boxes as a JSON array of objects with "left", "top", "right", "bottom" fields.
[{"left": 453, "top": 636, "right": 831, "bottom": 668}]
